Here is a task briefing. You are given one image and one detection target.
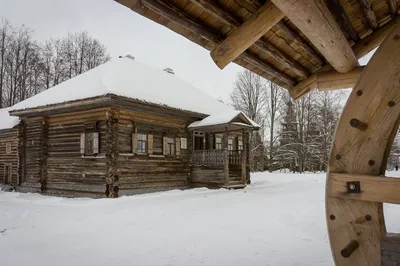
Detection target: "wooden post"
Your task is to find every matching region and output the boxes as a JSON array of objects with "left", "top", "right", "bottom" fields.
[
  {"left": 241, "top": 129, "right": 247, "bottom": 185},
  {"left": 105, "top": 108, "right": 120, "bottom": 198},
  {"left": 223, "top": 127, "right": 229, "bottom": 184},
  {"left": 17, "top": 120, "right": 26, "bottom": 186},
  {"left": 39, "top": 117, "right": 48, "bottom": 192}
]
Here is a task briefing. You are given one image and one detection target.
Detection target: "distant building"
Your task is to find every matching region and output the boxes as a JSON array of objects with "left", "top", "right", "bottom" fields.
[{"left": 0, "top": 56, "right": 259, "bottom": 197}]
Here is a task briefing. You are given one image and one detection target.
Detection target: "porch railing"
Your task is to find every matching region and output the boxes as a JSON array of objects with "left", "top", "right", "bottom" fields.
[
  {"left": 191, "top": 150, "right": 242, "bottom": 165},
  {"left": 192, "top": 150, "right": 225, "bottom": 165},
  {"left": 229, "top": 151, "right": 242, "bottom": 164}
]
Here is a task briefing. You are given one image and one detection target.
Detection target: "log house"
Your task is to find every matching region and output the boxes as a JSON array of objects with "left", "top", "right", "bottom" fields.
[{"left": 0, "top": 56, "right": 259, "bottom": 197}]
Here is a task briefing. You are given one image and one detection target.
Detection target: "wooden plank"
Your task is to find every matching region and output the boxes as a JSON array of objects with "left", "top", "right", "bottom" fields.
[
  {"left": 382, "top": 233, "right": 400, "bottom": 266},
  {"left": 358, "top": 0, "right": 378, "bottom": 29},
  {"left": 353, "top": 16, "right": 399, "bottom": 59},
  {"left": 327, "top": 173, "right": 400, "bottom": 204},
  {"left": 190, "top": 0, "right": 308, "bottom": 77},
  {"left": 210, "top": 1, "right": 284, "bottom": 69},
  {"left": 387, "top": 0, "right": 398, "bottom": 17},
  {"left": 271, "top": 0, "right": 358, "bottom": 73},
  {"left": 327, "top": 0, "right": 360, "bottom": 41},
  {"left": 140, "top": 0, "right": 295, "bottom": 87},
  {"left": 326, "top": 21, "right": 400, "bottom": 265}
]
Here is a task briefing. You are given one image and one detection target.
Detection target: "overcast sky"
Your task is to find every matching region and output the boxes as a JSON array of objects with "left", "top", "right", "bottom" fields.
[{"left": 0, "top": 0, "right": 244, "bottom": 102}]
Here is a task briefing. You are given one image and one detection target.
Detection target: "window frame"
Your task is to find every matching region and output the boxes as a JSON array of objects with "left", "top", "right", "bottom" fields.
[
  {"left": 167, "top": 137, "right": 175, "bottom": 155},
  {"left": 137, "top": 133, "right": 147, "bottom": 154},
  {"left": 5, "top": 143, "right": 11, "bottom": 154},
  {"left": 215, "top": 136, "right": 222, "bottom": 150}
]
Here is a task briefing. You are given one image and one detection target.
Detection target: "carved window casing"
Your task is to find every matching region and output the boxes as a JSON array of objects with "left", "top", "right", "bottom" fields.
[{"left": 5, "top": 143, "right": 11, "bottom": 154}]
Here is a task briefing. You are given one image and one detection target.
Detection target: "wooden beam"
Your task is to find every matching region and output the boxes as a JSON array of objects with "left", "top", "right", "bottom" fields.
[
  {"left": 388, "top": 0, "right": 398, "bottom": 17},
  {"left": 289, "top": 66, "right": 365, "bottom": 99},
  {"left": 141, "top": 0, "right": 295, "bottom": 87},
  {"left": 327, "top": 173, "right": 400, "bottom": 205},
  {"left": 190, "top": 0, "right": 309, "bottom": 77},
  {"left": 271, "top": 0, "right": 358, "bottom": 74},
  {"left": 210, "top": 1, "right": 284, "bottom": 69},
  {"left": 275, "top": 22, "right": 325, "bottom": 66},
  {"left": 241, "top": 0, "right": 325, "bottom": 66},
  {"left": 358, "top": 0, "right": 378, "bottom": 29},
  {"left": 327, "top": 0, "right": 360, "bottom": 42},
  {"left": 290, "top": 17, "right": 400, "bottom": 99},
  {"left": 353, "top": 16, "right": 400, "bottom": 59}
]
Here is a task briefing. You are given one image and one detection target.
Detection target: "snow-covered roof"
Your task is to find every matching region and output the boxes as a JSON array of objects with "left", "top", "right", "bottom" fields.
[
  {"left": 188, "top": 110, "right": 260, "bottom": 129},
  {"left": 10, "top": 56, "right": 231, "bottom": 116},
  {"left": 0, "top": 108, "right": 19, "bottom": 130}
]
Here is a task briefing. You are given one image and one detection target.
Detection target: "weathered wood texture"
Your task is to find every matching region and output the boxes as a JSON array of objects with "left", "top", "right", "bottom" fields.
[
  {"left": 117, "top": 0, "right": 398, "bottom": 98},
  {"left": 271, "top": 0, "right": 358, "bottom": 73},
  {"left": 382, "top": 233, "right": 400, "bottom": 266},
  {"left": 0, "top": 128, "right": 19, "bottom": 185},
  {"left": 190, "top": 165, "right": 225, "bottom": 185},
  {"left": 326, "top": 21, "right": 400, "bottom": 265},
  {"left": 116, "top": 111, "right": 191, "bottom": 193}
]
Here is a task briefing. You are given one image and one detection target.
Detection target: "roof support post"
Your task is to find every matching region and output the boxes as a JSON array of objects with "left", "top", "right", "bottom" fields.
[
  {"left": 223, "top": 127, "right": 229, "bottom": 185},
  {"left": 241, "top": 129, "right": 247, "bottom": 185},
  {"left": 270, "top": 0, "right": 358, "bottom": 73}
]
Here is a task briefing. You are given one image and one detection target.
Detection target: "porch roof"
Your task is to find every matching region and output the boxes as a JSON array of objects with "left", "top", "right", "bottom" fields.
[{"left": 188, "top": 110, "right": 260, "bottom": 132}]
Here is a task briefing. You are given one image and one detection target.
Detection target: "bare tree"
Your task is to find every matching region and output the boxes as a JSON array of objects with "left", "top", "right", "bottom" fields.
[
  {"left": 265, "top": 81, "right": 284, "bottom": 172},
  {"left": 0, "top": 19, "right": 110, "bottom": 108},
  {"left": 230, "top": 70, "right": 267, "bottom": 171}
]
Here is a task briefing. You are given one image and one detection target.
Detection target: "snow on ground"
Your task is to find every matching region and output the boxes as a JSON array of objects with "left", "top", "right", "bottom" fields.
[{"left": 1, "top": 172, "right": 400, "bottom": 266}]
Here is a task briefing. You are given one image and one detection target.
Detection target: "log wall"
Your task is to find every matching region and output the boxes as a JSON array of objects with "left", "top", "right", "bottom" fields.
[
  {"left": 117, "top": 116, "right": 191, "bottom": 194},
  {"left": 0, "top": 128, "right": 19, "bottom": 185},
  {"left": 190, "top": 165, "right": 225, "bottom": 187}
]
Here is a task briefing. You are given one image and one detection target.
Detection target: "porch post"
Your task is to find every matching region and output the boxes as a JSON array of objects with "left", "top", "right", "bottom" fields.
[
  {"left": 223, "top": 127, "right": 229, "bottom": 184},
  {"left": 241, "top": 128, "right": 247, "bottom": 184}
]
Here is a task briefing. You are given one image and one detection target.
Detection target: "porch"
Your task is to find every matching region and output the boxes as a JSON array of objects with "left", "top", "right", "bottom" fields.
[
  {"left": 191, "top": 149, "right": 246, "bottom": 188},
  {"left": 188, "top": 110, "right": 259, "bottom": 189}
]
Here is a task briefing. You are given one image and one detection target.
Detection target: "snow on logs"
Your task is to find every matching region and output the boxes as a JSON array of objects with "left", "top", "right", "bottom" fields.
[{"left": 270, "top": 0, "right": 358, "bottom": 74}]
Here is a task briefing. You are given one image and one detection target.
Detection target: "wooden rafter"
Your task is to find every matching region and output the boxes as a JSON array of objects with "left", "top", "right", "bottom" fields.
[
  {"left": 189, "top": 0, "right": 309, "bottom": 78},
  {"left": 358, "top": 0, "right": 378, "bottom": 29},
  {"left": 275, "top": 22, "right": 325, "bottom": 66},
  {"left": 388, "top": 0, "right": 398, "bottom": 17},
  {"left": 140, "top": 0, "right": 295, "bottom": 86},
  {"left": 353, "top": 16, "right": 400, "bottom": 58},
  {"left": 271, "top": 0, "right": 358, "bottom": 73},
  {"left": 327, "top": 0, "right": 360, "bottom": 42},
  {"left": 210, "top": 1, "right": 285, "bottom": 70},
  {"left": 242, "top": 0, "right": 325, "bottom": 67},
  {"left": 290, "top": 66, "right": 365, "bottom": 99}
]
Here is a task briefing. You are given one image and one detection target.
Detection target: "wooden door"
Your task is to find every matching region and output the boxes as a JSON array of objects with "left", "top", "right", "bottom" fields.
[{"left": 4, "top": 164, "right": 12, "bottom": 185}]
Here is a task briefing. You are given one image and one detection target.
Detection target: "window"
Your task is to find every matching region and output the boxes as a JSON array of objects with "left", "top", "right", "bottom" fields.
[
  {"left": 167, "top": 137, "right": 175, "bottom": 155},
  {"left": 137, "top": 134, "right": 147, "bottom": 153},
  {"left": 5, "top": 143, "right": 11, "bottom": 154},
  {"left": 80, "top": 132, "right": 99, "bottom": 156},
  {"left": 215, "top": 137, "right": 222, "bottom": 150},
  {"left": 238, "top": 137, "right": 243, "bottom": 151},
  {"left": 228, "top": 139, "right": 233, "bottom": 151}
]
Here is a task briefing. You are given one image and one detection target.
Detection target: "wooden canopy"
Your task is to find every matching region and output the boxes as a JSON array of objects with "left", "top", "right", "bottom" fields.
[{"left": 116, "top": 0, "right": 399, "bottom": 99}]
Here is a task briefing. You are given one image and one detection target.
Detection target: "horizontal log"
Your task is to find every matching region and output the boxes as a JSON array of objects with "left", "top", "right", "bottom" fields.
[
  {"left": 290, "top": 66, "right": 365, "bottom": 99},
  {"left": 327, "top": 172, "right": 400, "bottom": 204},
  {"left": 140, "top": 0, "right": 295, "bottom": 87},
  {"left": 271, "top": 0, "right": 358, "bottom": 73},
  {"left": 353, "top": 17, "right": 400, "bottom": 59}
]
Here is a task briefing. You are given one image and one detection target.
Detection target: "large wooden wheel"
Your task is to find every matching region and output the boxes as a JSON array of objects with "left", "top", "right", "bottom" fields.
[{"left": 326, "top": 22, "right": 400, "bottom": 265}]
